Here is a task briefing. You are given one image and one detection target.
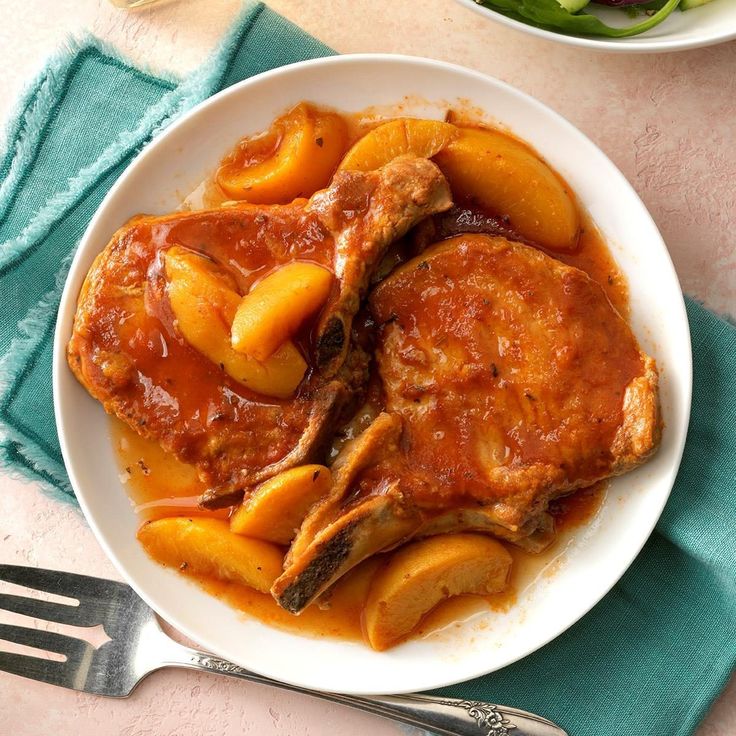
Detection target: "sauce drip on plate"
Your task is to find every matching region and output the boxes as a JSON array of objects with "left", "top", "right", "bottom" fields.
[
  {"left": 113, "top": 418, "right": 606, "bottom": 644},
  {"left": 112, "top": 104, "right": 623, "bottom": 647}
]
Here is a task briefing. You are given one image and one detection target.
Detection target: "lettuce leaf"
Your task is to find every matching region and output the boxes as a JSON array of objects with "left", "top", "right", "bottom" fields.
[{"left": 478, "top": 0, "right": 681, "bottom": 37}]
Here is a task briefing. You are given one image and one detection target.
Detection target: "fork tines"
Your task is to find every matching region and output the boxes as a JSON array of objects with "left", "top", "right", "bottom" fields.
[
  {"left": 0, "top": 621, "right": 93, "bottom": 689},
  {"left": 0, "top": 564, "right": 122, "bottom": 626},
  {"left": 0, "top": 564, "right": 134, "bottom": 692},
  {"left": 0, "top": 564, "right": 129, "bottom": 627}
]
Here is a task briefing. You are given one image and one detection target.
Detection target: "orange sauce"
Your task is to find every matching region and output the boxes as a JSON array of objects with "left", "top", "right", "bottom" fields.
[
  {"left": 192, "top": 109, "right": 628, "bottom": 318},
  {"left": 413, "top": 483, "right": 607, "bottom": 643},
  {"left": 113, "top": 102, "right": 621, "bottom": 647},
  {"left": 112, "top": 419, "right": 222, "bottom": 520},
  {"left": 201, "top": 557, "right": 383, "bottom": 642},
  {"left": 446, "top": 106, "right": 629, "bottom": 317},
  {"left": 550, "top": 481, "right": 607, "bottom": 533},
  {"left": 114, "top": 414, "right": 605, "bottom": 643},
  {"left": 558, "top": 221, "right": 628, "bottom": 318}
]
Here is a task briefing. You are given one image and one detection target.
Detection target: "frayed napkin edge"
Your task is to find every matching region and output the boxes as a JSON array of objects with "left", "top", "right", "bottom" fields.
[{"left": 0, "top": 2, "right": 266, "bottom": 496}]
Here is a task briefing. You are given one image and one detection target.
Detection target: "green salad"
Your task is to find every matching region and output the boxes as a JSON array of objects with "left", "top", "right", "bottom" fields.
[{"left": 477, "top": 0, "right": 716, "bottom": 38}]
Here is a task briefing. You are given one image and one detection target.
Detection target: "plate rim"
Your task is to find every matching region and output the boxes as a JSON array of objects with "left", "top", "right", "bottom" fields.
[
  {"left": 52, "top": 52, "right": 693, "bottom": 694},
  {"left": 454, "top": 0, "right": 736, "bottom": 53}
]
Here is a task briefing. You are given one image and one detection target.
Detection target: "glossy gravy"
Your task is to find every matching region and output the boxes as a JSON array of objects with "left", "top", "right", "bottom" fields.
[
  {"left": 114, "top": 105, "right": 625, "bottom": 645},
  {"left": 113, "top": 418, "right": 604, "bottom": 643},
  {"left": 188, "top": 113, "right": 628, "bottom": 318}
]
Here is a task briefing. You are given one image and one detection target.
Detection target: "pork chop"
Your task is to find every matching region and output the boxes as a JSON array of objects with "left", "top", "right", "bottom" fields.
[
  {"left": 309, "top": 156, "right": 453, "bottom": 375},
  {"left": 273, "top": 234, "right": 660, "bottom": 612},
  {"left": 68, "top": 157, "right": 452, "bottom": 507}
]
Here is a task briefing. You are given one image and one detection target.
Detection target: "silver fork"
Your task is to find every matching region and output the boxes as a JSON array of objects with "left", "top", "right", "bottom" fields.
[{"left": 0, "top": 564, "right": 565, "bottom": 736}]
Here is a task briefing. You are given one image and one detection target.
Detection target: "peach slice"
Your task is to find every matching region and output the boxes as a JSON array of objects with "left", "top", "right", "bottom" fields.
[
  {"left": 231, "top": 262, "right": 333, "bottom": 362},
  {"left": 363, "top": 533, "right": 512, "bottom": 650},
  {"left": 434, "top": 128, "right": 579, "bottom": 252},
  {"left": 164, "top": 247, "right": 306, "bottom": 398},
  {"left": 230, "top": 464, "right": 333, "bottom": 545},
  {"left": 216, "top": 103, "right": 348, "bottom": 203},
  {"left": 138, "top": 517, "right": 284, "bottom": 593},
  {"left": 339, "top": 118, "right": 458, "bottom": 171}
]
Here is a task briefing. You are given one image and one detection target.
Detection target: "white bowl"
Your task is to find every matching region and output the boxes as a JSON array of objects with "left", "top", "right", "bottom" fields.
[
  {"left": 53, "top": 55, "right": 691, "bottom": 695},
  {"left": 456, "top": 0, "right": 736, "bottom": 53}
]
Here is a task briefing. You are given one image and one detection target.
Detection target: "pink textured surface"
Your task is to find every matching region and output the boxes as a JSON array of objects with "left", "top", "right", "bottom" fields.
[{"left": 0, "top": 1, "right": 734, "bottom": 735}]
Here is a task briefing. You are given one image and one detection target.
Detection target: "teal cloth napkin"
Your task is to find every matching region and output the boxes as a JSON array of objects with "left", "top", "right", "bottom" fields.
[{"left": 0, "top": 4, "right": 733, "bottom": 734}]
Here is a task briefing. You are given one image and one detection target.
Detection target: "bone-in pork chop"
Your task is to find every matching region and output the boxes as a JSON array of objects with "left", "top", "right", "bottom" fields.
[
  {"left": 273, "top": 234, "right": 660, "bottom": 612},
  {"left": 374, "top": 234, "right": 660, "bottom": 513},
  {"left": 67, "top": 157, "right": 451, "bottom": 506}
]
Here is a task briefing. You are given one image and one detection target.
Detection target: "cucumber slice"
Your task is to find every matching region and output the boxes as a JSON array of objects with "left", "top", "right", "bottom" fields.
[
  {"left": 680, "top": 0, "right": 714, "bottom": 9},
  {"left": 556, "top": 0, "right": 591, "bottom": 12}
]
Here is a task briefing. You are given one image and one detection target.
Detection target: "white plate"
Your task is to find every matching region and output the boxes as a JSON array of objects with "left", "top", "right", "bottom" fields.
[
  {"left": 53, "top": 55, "right": 691, "bottom": 695},
  {"left": 456, "top": 0, "right": 736, "bottom": 53}
]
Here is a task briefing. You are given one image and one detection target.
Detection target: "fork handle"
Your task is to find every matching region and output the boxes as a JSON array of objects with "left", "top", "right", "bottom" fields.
[{"left": 165, "top": 647, "right": 565, "bottom": 736}]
